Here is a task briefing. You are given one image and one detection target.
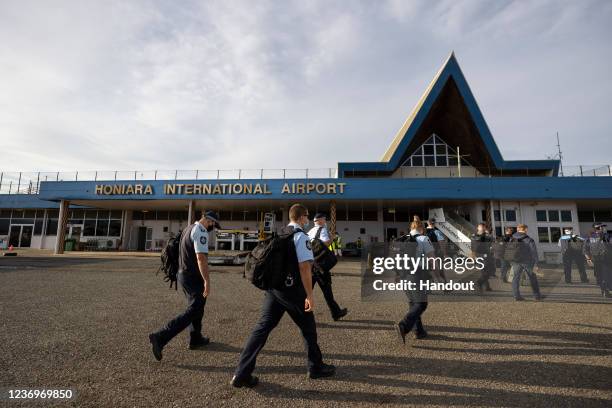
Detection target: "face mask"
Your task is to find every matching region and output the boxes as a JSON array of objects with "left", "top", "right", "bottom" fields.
[{"left": 302, "top": 220, "right": 310, "bottom": 229}]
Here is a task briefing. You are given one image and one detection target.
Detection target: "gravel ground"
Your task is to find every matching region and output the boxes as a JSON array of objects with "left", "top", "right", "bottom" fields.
[{"left": 1, "top": 255, "right": 611, "bottom": 407}]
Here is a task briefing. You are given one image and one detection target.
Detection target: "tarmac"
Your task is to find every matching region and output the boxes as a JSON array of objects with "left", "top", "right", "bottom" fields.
[{"left": 1, "top": 252, "right": 611, "bottom": 407}]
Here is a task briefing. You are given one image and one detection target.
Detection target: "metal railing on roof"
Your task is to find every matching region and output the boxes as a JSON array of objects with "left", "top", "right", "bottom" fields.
[
  {"left": 0, "top": 169, "right": 339, "bottom": 195},
  {"left": 0, "top": 165, "right": 610, "bottom": 195}
]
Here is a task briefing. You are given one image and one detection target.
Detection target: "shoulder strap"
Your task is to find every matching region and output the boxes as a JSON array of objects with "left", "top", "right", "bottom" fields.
[{"left": 315, "top": 226, "right": 323, "bottom": 240}]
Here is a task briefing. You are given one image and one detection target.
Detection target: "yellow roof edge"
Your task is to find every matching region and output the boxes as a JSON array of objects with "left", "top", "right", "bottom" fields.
[{"left": 380, "top": 52, "right": 455, "bottom": 163}]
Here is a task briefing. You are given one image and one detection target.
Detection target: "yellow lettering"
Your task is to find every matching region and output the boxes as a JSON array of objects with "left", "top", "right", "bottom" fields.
[
  {"left": 95, "top": 185, "right": 103, "bottom": 195},
  {"left": 103, "top": 185, "right": 113, "bottom": 195},
  {"left": 306, "top": 183, "right": 315, "bottom": 194},
  {"left": 281, "top": 183, "right": 290, "bottom": 194},
  {"left": 263, "top": 184, "right": 271, "bottom": 194},
  {"left": 327, "top": 183, "right": 336, "bottom": 194},
  {"left": 144, "top": 185, "right": 153, "bottom": 194},
  {"left": 244, "top": 184, "right": 253, "bottom": 194},
  {"left": 296, "top": 183, "right": 305, "bottom": 194},
  {"left": 134, "top": 184, "right": 143, "bottom": 195},
  {"left": 338, "top": 182, "right": 346, "bottom": 194},
  {"left": 184, "top": 184, "right": 193, "bottom": 195},
  {"left": 253, "top": 184, "right": 263, "bottom": 194},
  {"left": 203, "top": 184, "right": 211, "bottom": 195},
  {"left": 126, "top": 184, "right": 134, "bottom": 194},
  {"left": 212, "top": 184, "right": 221, "bottom": 194}
]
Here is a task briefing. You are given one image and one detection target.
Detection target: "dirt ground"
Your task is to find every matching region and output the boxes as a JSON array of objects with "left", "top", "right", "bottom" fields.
[{"left": 1, "top": 254, "right": 611, "bottom": 407}]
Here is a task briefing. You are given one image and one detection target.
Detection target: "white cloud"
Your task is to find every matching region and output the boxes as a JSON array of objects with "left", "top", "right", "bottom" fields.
[{"left": 0, "top": 0, "right": 611, "bottom": 174}]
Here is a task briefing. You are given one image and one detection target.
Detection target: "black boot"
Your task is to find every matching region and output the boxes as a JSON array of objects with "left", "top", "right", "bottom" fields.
[{"left": 308, "top": 363, "right": 336, "bottom": 379}]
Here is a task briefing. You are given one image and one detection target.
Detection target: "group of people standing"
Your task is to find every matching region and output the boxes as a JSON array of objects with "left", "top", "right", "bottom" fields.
[{"left": 471, "top": 222, "right": 611, "bottom": 300}]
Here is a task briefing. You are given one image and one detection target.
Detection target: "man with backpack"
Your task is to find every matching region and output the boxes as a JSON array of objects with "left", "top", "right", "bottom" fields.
[
  {"left": 396, "top": 216, "right": 435, "bottom": 343},
  {"left": 585, "top": 223, "right": 611, "bottom": 298},
  {"left": 231, "top": 204, "right": 335, "bottom": 388},
  {"left": 508, "top": 224, "right": 542, "bottom": 301},
  {"left": 426, "top": 218, "right": 447, "bottom": 283},
  {"left": 308, "top": 213, "right": 348, "bottom": 321},
  {"left": 558, "top": 227, "right": 588, "bottom": 284},
  {"left": 470, "top": 223, "right": 494, "bottom": 292},
  {"left": 148, "top": 210, "right": 221, "bottom": 361}
]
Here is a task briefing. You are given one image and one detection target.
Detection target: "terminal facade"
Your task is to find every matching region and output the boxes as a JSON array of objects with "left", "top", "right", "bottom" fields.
[{"left": 1, "top": 54, "right": 611, "bottom": 259}]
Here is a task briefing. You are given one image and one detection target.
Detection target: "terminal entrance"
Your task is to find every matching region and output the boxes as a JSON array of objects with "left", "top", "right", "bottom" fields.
[{"left": 8, "top": 224, "right": 33, "bottom": 248}]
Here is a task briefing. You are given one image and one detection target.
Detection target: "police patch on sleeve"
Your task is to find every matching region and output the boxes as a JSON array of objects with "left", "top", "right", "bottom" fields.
[
  {"left": 200, "top": 236, "right": 207, "bottom": 245},
  {"left": 305, "top": 240, "right": 312, "bottom": 250}
]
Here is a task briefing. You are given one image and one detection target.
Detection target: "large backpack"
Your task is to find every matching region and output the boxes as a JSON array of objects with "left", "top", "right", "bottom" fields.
[
  {"left": 503, "top": 235, "right": 529, "bottom": 263},
  {"left": 310, "top": 226, "right": 338, "bottom": 272},
  {"left": 244, "top": 229, "right": 300, "bottom": 290},
  {"left": 157, "top": 229, "right": 184, "bottom": 290}
]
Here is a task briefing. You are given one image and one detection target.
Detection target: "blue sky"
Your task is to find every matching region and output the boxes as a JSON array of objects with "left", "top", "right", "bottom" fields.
[{"left": 1, "top": 0, "right": 611, "bottom": 172}]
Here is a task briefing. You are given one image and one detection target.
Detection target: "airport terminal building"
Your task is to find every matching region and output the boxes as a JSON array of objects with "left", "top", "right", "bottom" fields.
[{"left": 1, "top": 54, "right": 611, "bottom": 260}]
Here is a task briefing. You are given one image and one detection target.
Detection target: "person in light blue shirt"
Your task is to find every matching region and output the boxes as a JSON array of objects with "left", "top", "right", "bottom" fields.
[
  {"left": 232, "top": 204, "right": 335, "bottom": 388},
  {"left": 307, "top": 213, "right": 348, "bottom": 321}
]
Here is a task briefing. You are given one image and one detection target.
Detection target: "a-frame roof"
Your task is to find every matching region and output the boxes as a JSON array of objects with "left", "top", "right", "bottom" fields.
[{"left": 338, "top": 52, "right": 560, "bottom": 177}]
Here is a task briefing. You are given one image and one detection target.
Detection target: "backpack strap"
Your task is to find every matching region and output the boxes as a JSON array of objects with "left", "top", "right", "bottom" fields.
[{"left": 315, "top": 225, "right": 323, "bottom": 240}]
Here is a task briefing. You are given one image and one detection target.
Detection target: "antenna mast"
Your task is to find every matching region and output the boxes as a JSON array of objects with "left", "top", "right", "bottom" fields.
[{"left": 556, "top": 132, "right": 563, "bottom": 176}]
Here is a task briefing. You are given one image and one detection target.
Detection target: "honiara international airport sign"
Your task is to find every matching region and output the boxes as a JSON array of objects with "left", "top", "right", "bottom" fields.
[{"left": 94, "top": 182, "right": 348, "bottom": 196}]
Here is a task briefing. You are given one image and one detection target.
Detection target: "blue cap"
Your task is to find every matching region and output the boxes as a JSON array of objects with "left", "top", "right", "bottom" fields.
[
  {"left": 205, "top": 210, "right": 221, "bottom": 229},
  {"left": 314, "top": 213, "right": 326, "bottom": 221}
]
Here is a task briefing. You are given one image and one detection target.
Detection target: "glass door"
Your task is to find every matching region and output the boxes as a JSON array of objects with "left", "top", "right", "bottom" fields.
[
  {"left": 20, "top": 225, "right": 33, "bottom": 247},
  {"left": 9, "top": 226, "right": 20, "bottom": 247}
]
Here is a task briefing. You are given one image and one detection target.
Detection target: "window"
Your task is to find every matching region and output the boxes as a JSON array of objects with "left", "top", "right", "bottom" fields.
[
  {"left": 536, "top": 210, "right": 547, "bottom": 222},
  {"left": 548, "top": 210, "right": 559, "bottom": 222},
  {"left": 505, "top": 210, "right": 517, "bottom": 222},
  {"left": 362, "top": 210, "right": 378, "bottom": 221},
  {"left": 538, "top": 227, "right": 549, "bottom": 243},
  {"left": 0, "top": 219, "right": 9, "bottom": 235},
  {"left": 360, "top": 228, "right": 366, "bottom": 234},
  {"left": 108, "top": 220, "right": 122, "bottom": 237},
  {"left": 46, "top": 219, "right": 58, "bottom": 236},
  {"left": 493, "top": 210, "right": 501, "bottom": 222},
  {"left": 348, "top": 209, "right": 362, "bottom": 221},
  {"left": 560, "top": 210, "right": 572, "bottom": 222},
  {"left": 594, "top": 210, "right": 612, "bottom": 222},
  {"left": 34, "top": 220, "right": 44, "bottom": 235},
  {"left": 550, "top": 227, "right": 561, "bottom": 243},
  {"left": 403, "top": 134, "right": 469, "bottom": 168},
  {"left": 96, "top": 219, "right": 109, "bottom": 236},
  {"left": 495, "top": 227, "right": 502, "bottom": 237},
  {"left": 83, "top": 220, "right": 96, "bottom": 236},
  {"left": 577, "top": 211, "right": 594, "bottom": 222}
]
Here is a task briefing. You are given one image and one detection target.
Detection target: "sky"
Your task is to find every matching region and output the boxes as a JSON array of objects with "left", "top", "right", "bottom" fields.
[{"left": 1, "top": 0, "right": 611, "bottom": 174}]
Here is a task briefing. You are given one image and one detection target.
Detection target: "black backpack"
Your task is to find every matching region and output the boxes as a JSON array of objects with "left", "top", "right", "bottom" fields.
[
  {"left": 311, "top": 226, "right": 338, "bottom": 272},
  {"left": 244, "top": 229, "right": 300, "bottom": 290},
  {"left": 157, "top": 230, "right": 183, "bottom": 290},
  {"left": 503, "top": 235, "right": 529, "bottom": 263}
]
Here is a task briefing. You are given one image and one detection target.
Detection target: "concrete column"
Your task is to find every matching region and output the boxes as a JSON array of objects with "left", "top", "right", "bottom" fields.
[
  {"left": 329, "top": 200, "right": 337, "bottom": 235},
  {"left": 187, "top": 200, "right": 195, "bottom": 225},
  {"left": 489, "top": 200, "right": 496, "bottom": 238},
  {"left": 54, "top": 200, "right": 69, "bottom": 254}
]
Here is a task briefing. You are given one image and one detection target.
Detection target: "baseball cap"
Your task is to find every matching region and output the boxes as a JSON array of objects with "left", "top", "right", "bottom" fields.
[
  {"left": 313, "top": 213, "right": 326, "bottom": 221},
  {"left": 205, "top": 210, "right": 222, "bottom": 229}
]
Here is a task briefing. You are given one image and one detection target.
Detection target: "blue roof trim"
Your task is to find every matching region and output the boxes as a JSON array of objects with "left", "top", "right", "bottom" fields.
[
  {"left": 338, "top": 54, "right": 560, "bottom": 177},
  {"left": 0, "top": 194, "right": 88, "bottom": 209}
]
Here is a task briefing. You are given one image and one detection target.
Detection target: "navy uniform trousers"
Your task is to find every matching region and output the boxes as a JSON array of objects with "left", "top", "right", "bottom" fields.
[
  {"left": 562, "top": 252, "right": 587, "bottom": 283},
  {"left": 234, "top": 288, "right": 323, "bottom": 379},
  {"left": 312, "top": 268, "right": 342, "bottom": 317},
  {"left": 155, "top": 272, "right": 206, "bottom": 345}
]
